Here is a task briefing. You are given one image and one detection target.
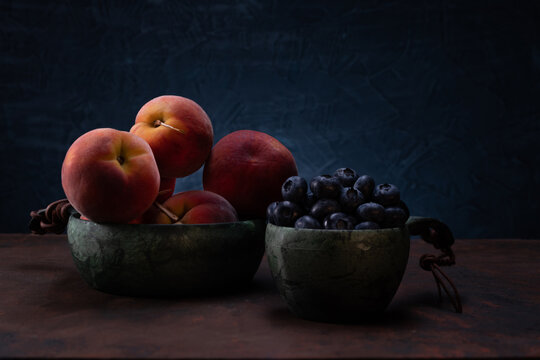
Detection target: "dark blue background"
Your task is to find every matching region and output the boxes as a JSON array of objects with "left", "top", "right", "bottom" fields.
[{"left": 1, "top": 0, "right": 539, "bottom": 237}]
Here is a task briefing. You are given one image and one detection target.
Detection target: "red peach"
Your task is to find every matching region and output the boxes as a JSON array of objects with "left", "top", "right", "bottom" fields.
[
  {"left": 130, "top": 177, "right": 177, "bottom": 224},
  {"left": 130, "top": 95, "right": 213, "bottom": 178},
  {"left": 81, "top": 215, "right": 142, "bottom": 224},
  {"left": 157, "top": 177, "right": 176, "bottom": 203},
  {"left": 61, "top": 128, "right": 160, "bottom": 224},
  {"left": 203, "top": 130, "right": 298, "bottom": 220},
  {"left": 149, "top": 190, "right": 238, "bottom": 224}
]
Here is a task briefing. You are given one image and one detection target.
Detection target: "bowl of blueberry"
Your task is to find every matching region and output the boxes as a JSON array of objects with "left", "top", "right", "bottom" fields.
[{"left": 265, "top": 167, "right": 451, "bottom": 323}]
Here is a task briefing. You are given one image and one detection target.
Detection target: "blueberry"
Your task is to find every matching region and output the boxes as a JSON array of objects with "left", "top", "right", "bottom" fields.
[
  {"left": 383, "top": 207, "right": 408, "bottom": 228},
  {"left": 310, "top": 199, "right": 341, "bottom": 222},
  {"left": 266, "top": 201, "right": 279, "bottom": 224},
  {"left": 355, "top": 221, "right": 380, "bottom": 230},
  {"left": 339, "top": 187, "right": 366, "bottom": 213},
  {"left": 310, "top": 175, "right": 342, "bottom": 200},
  {"left": 323, "top": 212, "right": 356, "bottom": 230},
  {"left": 273, "top": 201, "right": 303, "bottom": 227},
  {"left": 333, "top": 167, "right": 358, "bottom": 187},
  {"left": 345, "top": 214, "right": 359, "bottom": 226},
  {"left": 303, "top": 192, "right": 316, "bottom": 212},
  {"left": 353, "top": 175, "right": 375, "bottom": 200},
  {"left": 396, "top": 200, "right": 410, "bottom": 220},
  {"left": 372, "top": 183, "right": 400, "bottom": 206},
  {"left": 356, "top": 202, "right": 385, "bottom": 224},
  {"left": 281, "top": 176, "right": 308, "bottom": 203},
  {"left": 294, "top": 215, "right": 322, "bottom": 229}
]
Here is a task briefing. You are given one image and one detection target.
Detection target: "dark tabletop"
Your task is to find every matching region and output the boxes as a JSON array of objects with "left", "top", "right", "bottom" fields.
[{"left": 0, "top": 234, "right": 539, "bottom": 359}]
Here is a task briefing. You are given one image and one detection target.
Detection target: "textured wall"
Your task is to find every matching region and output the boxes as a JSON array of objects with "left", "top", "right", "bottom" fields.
[{"left": 1, "top": 0, "right": 539, "bottom": 237}]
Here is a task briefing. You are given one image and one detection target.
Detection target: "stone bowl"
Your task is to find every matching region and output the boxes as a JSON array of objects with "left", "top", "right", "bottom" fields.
[
  {"left": 66, "top": 213, "right": 266, "bottom": 297},
  {"left": 265, "top": 217, "right": 447, "bottom": 322}
]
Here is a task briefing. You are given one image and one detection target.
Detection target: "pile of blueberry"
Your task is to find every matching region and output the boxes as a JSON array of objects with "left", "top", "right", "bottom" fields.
[{"left": 266, "top": 168, "right": 410, "bottom": 230}]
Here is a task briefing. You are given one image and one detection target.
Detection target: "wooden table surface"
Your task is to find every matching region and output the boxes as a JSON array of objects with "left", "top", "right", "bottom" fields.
[{"left": 0, "top": 233, "right": 539, "bottom": 359}]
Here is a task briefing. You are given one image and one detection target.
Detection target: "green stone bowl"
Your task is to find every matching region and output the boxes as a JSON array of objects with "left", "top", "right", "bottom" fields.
[
  {"left": 66, "top": 213, "right": 266, "bottom": 297},
  {"left": 265, "top": 217, "right": 450, "bottom": 322}
]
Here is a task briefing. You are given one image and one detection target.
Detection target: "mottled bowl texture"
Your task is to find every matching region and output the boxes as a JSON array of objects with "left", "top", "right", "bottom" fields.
[
  {"left": 265, "top": 223, "right": 411, "bottom": 323},
  {"left": 67, "top": 214, "right": 266, "bottom": 296}
]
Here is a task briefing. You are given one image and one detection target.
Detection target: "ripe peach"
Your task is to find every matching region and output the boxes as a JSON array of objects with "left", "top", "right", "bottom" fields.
[
  {"left": 157, "top": 177, "right": 176, "bottom": 203},
  {"left": 61, "top": 128, "right": 160, "bottom": 223},
  {"left": 130, "top": 177, "right": 177, "bottom": 224},
  {"left": 130, "top": 95, "right": 213, "bottom": 178},
  {"left": 150, "top": 190, "right": 238, "bottom": 224},
  {"left": 80, "top": 215, "right": 143, "bottom": 224},
  {"left": 203, "top": 130, "right": 298, "bottom": 220}
]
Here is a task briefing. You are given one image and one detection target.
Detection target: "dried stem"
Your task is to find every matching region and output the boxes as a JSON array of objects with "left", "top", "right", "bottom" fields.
[
  {"left": 154, "top": 201, "right": 179, "bottom": 223},
  {"left": 154, "top": 120, "right": 185, "bottom": 134}
]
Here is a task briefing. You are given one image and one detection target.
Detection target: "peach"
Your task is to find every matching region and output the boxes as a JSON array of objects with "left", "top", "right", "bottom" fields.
[
  {"left": 80, "top": 215, "right": 143, "bottom": 225},
  {"left": 150, "top": 190, "right": 238, "bottom": 224},
  {"left": 130, "top": 177, "right": 177, "bottom": 224},
  {"left": 203, "top": 130, "right": 298, "bottom": 220},
  {"left": 61, "top": 128, "right": 160, "bottom": 223},
  {"left": 130, "top": 95, "right": 214, "bottom": 178},
  {"left": 157, "top": 177, "right": 176, "bottom": 203}
]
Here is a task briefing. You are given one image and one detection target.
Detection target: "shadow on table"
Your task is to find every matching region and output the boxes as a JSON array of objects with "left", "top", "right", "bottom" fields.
[
  {"left": 265, "top": 305, "right": 416, "bottom": 327},
  {"left": 17, "top": 258, "right": 466, "bottom": 325},
  {"left": 263, "top": 288, "right": 467, "bottom": 327},
  {"left": 40, "top": 264, "right": 276, "bottom": 304}
]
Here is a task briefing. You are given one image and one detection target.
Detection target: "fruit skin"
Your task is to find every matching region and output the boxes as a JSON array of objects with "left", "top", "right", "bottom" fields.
[
  {"left": 396, "top": 200, "right": 410, "bottom": 220},
  {"left": 61, "top": 128, "right": 160, "bottom": 224},
  {"left": 157, "top": 177, "right": 176, "bottom": 203},
  {"left": 345, "top": 214, "right": 359, "bottom": 226},
  {"left": 355, "top": 221, "right": 380, "bottom": 230},
  {"left": 281, "top": 176, "right": 308, "bottom": 203},
  {"left": 150, "top": 190, "right": 238, "bottom": 224},
  {"left": 272, "top": 201, "right": 304, "bottom": 227},
  {"left": 333, "top": 167, "right": 358, "bottom": 187},
  {"left": 303, "top": 193, "right": 316, "bottom": 213},
  {"left": 372, "top": 183, "right": 400, "bottom": 206},
  {"left": 266, "top": 201, "right": 279, "bottom": 224},
  {"left": 383, "top": 207, "right": 408, "bottom": 228},
  {"left": 339, "top": 187, "right": 366, "bottom": 213},
  {"left": 354, "top": 175, "right": 375, "bottom": 200},
  {"left": 294, "top": 215, "right": 322, "bottom": 229},
  {"left": 132, "top": 177, "right": 176, "bottom": 224},
  {"left": 310, "top": 199, "right": 341, "bottom": 222},
  {"left": 269, "top": 169, "right": 411, "bottom": 230},
  {"left": 356, "top": 202, "right": 385, "bottom": 224},
  {"left": 203, "top": 130, "right": 298, "bottom": 219},
  {"left": 323, "top": 212, "right": 356, "bottom": 230},
  {"left": 310, "top": 175, "right": 342, "bottom": 200},
  {"left": 130, "top": 95, "right": 214, "bottom": 178}
]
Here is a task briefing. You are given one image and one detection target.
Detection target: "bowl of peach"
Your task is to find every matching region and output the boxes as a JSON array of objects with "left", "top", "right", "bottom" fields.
[
  {"left": 65, "top": 213, "right": 266, "bottom": 297},
  {"left": 57, "top": 124, "right": 266, "bottom": 296},
  {"left": 31, "top": 94, "right": 299, "bottom": 297}
]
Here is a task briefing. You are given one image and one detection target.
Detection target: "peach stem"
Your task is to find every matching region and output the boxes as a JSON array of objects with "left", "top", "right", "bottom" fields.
[
  {"left": 154, "top": 120, "right": 185, "bottom": 134},
  {"left": 154, "top": 201, "right": 179, "bottom": 223}
]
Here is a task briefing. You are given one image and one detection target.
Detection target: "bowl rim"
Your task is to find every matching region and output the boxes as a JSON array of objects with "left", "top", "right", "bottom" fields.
[
  {"left": 265, "top": 222, "right": 406, "bottom": 233},
  {"left": 69, "top": 212, "right": 266, "bottom": 229}
]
